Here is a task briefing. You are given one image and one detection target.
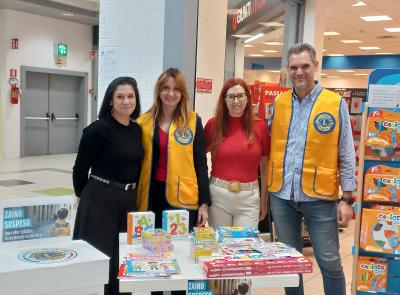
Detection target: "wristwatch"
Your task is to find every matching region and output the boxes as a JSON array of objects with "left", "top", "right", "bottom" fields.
[{"left": 339, "top": 195, "right": 355, "bottom": 205}]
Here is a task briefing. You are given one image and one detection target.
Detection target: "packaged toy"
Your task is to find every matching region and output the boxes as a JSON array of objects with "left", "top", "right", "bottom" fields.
[
  {"left": 356, "top": 256, "right": 387, "bottom": 293},
  {"left": 364, "top": 165, "right": 400, "bottom": 203}
]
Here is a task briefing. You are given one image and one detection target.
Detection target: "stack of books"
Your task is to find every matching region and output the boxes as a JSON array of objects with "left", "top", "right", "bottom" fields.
[
  {"left": 190, "top": 227, "right": 218, "bottom": 263},
  {"left": 142, "top": 229, "right": 173, "bottom": 253},
  {"left": 118, "top": 252, "right": 180, "bottom": 278}
]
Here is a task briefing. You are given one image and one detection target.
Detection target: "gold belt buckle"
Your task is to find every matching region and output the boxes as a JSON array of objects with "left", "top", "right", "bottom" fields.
[{"left": 228, "top": 180, "right": 241, "bottom": 193}]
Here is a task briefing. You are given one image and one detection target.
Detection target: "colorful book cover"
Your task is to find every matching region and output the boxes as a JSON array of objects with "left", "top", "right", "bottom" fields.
[
  {"left": 363, "top": 165, "right": 400, "bottom": 203},
  {"left": 127, "top": 211, "right": 155, "bottom": 245},
  {"left": 360, "top": 206, "right": 400, "bottom": 254},
  {"left": 356, "top": 256, "right": 388, "bottom": 293},
  {"left": 162, "top": 210, "right": 189, "bottom": 238},
  {"left": 365, "top": 109, "right": 400, "bottom": 161}
]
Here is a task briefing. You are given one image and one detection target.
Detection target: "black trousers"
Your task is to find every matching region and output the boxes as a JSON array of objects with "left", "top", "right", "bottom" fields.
[
  {"left": 73, "top": 179, "right": 136, "bottom": 295},
  {"left": 150, "top": 180, "right": 198, "bottom": 295}
]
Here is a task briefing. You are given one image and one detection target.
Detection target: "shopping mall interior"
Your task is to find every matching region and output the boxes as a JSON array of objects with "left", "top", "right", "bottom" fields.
[{"left": 0, "top": 0, "right": 399, "bottom": 294}]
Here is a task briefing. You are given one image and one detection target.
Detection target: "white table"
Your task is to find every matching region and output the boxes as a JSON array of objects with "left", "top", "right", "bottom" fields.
[
  {"left": 0, "top": 240, "right": 109, "bottom": 295},
  {"left": 119, "top": 238, "right": 299, "bottom": 292}
]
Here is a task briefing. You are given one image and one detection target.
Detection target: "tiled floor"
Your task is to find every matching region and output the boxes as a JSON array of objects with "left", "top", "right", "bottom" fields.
[{"left": 0, "top": 154, "right": 357, "bottom": 295}]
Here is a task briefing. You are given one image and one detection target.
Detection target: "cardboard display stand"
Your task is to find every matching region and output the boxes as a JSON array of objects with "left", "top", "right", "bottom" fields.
[{"left": 351, "top": 69, "right": 400, "bottom": 295}]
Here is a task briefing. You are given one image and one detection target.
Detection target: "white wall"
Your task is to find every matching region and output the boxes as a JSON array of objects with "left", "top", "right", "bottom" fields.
[
  {"left": 0, "top": 9, "right": 92, "bottom": 158},
  {"left": 243, "top": 70, "right": 280, "bottom": 85},
  {"left": 99, "top": 0, "right": 165, "bottom": 112},
  {"left": 0, "top": 10, "right": 6, "bottom": 159},
  {"left": 195, "top": 0, "right": 228, "bottom": 124}
]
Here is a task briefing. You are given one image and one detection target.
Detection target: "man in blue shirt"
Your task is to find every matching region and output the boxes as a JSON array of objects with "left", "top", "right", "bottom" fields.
[{"left": 268, "top": 43, "right": 356, "bottom": 295}]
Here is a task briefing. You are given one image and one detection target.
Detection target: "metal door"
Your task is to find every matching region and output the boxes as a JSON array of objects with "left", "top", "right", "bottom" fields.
[
  {"left": 24, "top": 72, "right": 50, "bottom": 156},
  {"left": 48, "top": 74, "right": 79, "bottom": 154}
]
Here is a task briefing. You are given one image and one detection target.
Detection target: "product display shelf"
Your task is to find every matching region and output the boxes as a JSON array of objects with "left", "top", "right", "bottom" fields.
[
  {"left": 351, "top": 104, "right": 400, "bottom": 295},
  {"left": 118, "top": 234, "right": 299, "bottom": 293}
]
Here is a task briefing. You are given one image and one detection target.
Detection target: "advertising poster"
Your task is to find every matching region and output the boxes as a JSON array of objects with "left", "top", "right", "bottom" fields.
[
  {"left": 2, "top": 203, "right": 72, "bottom": 242},
  {"left": 0, "top": 196, "right": 74, "bottom": 246},
  {"left": 188, "top": 279, "right": 252, "bottom": 295}
]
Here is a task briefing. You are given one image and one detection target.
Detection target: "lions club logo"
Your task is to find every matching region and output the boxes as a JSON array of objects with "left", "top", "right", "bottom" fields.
[
  {"left": 314, "top": 112, "right": 336, "bottom": 134},
  {"left": 174, "top": 128, "right": 194, "bottom": 145},
  {"left": 18, "top": 248, "right": 77, "bottom": 264}
]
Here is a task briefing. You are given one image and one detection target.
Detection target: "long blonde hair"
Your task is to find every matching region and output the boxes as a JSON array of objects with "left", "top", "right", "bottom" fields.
[{"left": 148, "top": 68, "right": 191, "bottom": 129}]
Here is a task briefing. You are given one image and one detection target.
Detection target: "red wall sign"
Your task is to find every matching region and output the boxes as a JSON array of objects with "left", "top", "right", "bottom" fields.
[
  {"left": 11, "top": 38, "right": 18, "bottom": 49},
  {"left": 10, "top": 69, "right": 17, "bottom": 78},
  {"left": 196, "top": 78, "right": 212, "bottom": 93}
]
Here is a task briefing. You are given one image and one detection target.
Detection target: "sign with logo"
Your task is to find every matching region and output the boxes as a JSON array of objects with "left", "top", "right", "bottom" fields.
[
  {"left": 314, "top": 112, "right": 336, "bottom": 134},
  {"left": 17, "top": 248, "right": 77, "bottom": 264},
  {"left": 11, "top": 38, "right": 18, "bottom": 49},
  {"left": 196, "top": 78, "right": 213, "bottom": 93},
  {"left": 227, "top": 0, "right": 282, "bottom": 36}
]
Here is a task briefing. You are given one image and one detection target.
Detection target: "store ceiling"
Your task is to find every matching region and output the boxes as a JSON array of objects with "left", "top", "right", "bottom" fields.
[{"left": 242, "top": 0, "right": 400, "bottom": 58}]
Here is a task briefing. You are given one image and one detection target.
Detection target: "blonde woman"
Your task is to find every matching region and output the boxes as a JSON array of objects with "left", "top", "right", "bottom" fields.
[{"left": 137, "top": 68, "right": 210, "bottom": 233}]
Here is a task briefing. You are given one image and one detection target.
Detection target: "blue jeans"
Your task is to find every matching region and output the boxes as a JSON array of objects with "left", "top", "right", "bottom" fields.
[{"left": 270, "top": 194, "right": 346, "bottom": 295}]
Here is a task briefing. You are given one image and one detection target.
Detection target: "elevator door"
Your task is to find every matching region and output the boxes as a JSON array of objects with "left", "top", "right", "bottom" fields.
[{"left": 24, "top": 72, "right": 80, "bottom": 156}]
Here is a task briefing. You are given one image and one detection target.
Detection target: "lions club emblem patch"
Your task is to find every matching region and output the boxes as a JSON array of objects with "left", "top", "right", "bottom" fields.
[
  {"left": 18, "top": 248, "right": 77, "bottom": 264},
  {"left": 314, "top": 112, "right": 336, "bottom": 134},
  {"left": 174, "top": 128, "right": 194, "bottom": 145}
]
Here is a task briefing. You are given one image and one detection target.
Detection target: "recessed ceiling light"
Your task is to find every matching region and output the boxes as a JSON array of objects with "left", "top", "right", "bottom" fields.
[
  {"left": 63, "top": 12, "right": 74, "bottom": 17},
  {"left": 337, "top": 70, "right": 355, "bottom": 72},
  {"left": 354, "top": 73, "right": 369, "bottom": 76},
  {"left": 244, "top": 33, "right": 264, "bottom": 43},
  {"left": 232, "top": 34, "right": 253, "bottom": 38},
  {"left": 360, "top": 15, "right": 392, "bottom": 22},
  {"left": 359, "top": 46, "right": 381, "bottom": 50},
  {"left": 326, "top": 54, "right": 344, "bottom": 56},
  {"left": 340, "top": 40, "right": 362, "bottom": 43},
  {"left": 352, "top": 1, "right": 366, "bottom": 6},
  {"left": 374, "top": 52, "right": 394, "bottom": 55},
  {"left": 259, "top": 22, "right": 284, "bottom": 27},
  {"left": 269, "top": 70, "right": 281, "bottom": 73},
  {"left": 322, "top": 49, "right": 327, "bottom": 52},
  {"left": 249, "top": 54, "right": 264, "bottom": 57},
  {"left": 384, "top": 28, "right": 400, "bottom": 32},
  {"left": 324, "top": 31, "right": 341, "bottom": 36},
  {"left": 244, "top": 44, "right": 254, "bottom": 48},
  {"left": 263, "top": 42, "right": 283, "bottom": 45},
  {"left": 326, "top": 76, "right": 342, "bottom": 79},
  {"left": 321, "top": 73, "right": 327, "bottom": 76},
  {"left": 262, "top": 50, "right": 279, "bottom": 53}
]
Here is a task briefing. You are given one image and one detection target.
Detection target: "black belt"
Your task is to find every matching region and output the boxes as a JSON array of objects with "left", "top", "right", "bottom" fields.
[{"left": 90, "top": 175, "right": 136, "bottom": 191}]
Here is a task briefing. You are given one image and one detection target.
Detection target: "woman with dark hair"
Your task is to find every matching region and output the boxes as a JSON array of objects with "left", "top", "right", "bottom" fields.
[
  {"left": 204, "top": 78, "right": 270, "bottom": 229},
  {"left": 73, "top": 76, "right": 144, "bottom": 295}
]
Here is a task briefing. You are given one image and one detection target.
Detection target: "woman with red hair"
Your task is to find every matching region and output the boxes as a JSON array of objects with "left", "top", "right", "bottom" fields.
[{"left": 204, "top": 78, "right": 270, "bottom": 228}]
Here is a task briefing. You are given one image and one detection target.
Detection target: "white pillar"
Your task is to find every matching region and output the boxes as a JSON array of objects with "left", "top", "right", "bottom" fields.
[
  {"left": 195, "top": 0, "right": 228, "bottom": 124},
  {"left": 301, "top": 0, "right": 327, "bottom": 80},
  {"left": 234, "top": 40, "right": 245, "bottom": 79}
]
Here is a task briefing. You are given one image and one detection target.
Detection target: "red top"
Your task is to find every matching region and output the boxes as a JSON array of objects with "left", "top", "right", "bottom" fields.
[
  {"left": 204, "top": 116, "right": 270, "bottom": 182},
  {"left": 155, "top": 127, "right": 168, "bottom": 181}
]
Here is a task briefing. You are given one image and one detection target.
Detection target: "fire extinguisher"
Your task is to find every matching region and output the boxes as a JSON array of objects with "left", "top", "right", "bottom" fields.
[
  {"left": 11, "top": 84, "right": 20, "bottom": 104},
  {"left": 9, "top": 75, "right": 20, "bottom": 104}
]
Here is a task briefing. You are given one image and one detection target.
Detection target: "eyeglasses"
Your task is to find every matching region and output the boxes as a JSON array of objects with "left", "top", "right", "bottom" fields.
[{"left": 225, "top": 93, "right": 246, "bottom": 102}]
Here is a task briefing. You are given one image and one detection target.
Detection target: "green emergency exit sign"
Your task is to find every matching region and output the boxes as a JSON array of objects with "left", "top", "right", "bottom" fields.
[{"left": 57, "top": 43, "right": 68, "bottom": 56}]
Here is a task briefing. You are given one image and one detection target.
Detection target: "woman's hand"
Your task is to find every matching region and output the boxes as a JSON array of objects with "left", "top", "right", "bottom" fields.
[{"left": 197, "top": 203, "right": 209, "bottom": 226}]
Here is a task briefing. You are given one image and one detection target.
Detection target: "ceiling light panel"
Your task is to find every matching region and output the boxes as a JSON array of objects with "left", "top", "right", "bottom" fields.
[
  {"left": 337, "top": 70, "right": 355, "bottom": 72},
  {"left": 360, "top": 15, "right": 392, "bottom": 22},
  {"left": 259, "top": 22, "right": 284, "bottom": 27},
  {"left": 244, "top": 33, "right": 264, "bottom": 43},
  {"left": 384, "top": 28, "right": 400, "bottom": 32},
  {"left": 249, "top": 54, "right": 264, "bottom": 57},
  {"left": 359, "top": 46, "right": 381, "bottom": 50},
  {"left": 244, "top": 44, "right": 254, "bottom": 48},
  {"left": 352, "top": 1, "right": 366, "bottom": 6},
  {"left": 340, "top": 40, "right": 362, "bottom": 43},
  {"left": 232, "top": 34, "right": 253, "bottom": 38},
  {"left": 263, "top": 42, "right": 283, "bottom": 45},
  {"left": 324, "top": 31, "right": 341, "bottom": 36},
  {"left": 262, "top": 50, "right": 279, "bottom": 53}
]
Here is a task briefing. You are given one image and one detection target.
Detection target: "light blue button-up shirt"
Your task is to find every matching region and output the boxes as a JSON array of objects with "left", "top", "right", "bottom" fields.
[{"left": 269, "top": 83, "right": 356, "bottom": 202}]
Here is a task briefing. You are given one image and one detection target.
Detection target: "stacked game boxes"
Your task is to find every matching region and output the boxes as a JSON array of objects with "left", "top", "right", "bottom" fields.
[
  {"left": 199, "top": 250, "right": 312, "bottom": 278},
  {"left": 142, "top": 229, "right": 173, "bottom": 253},
  {"left": 190, "top": 227, "right": 218, "bottom": 263},
  {"left": 217, "top": 226, "right": 259, "bottom": 243},
  {"left": 356, "top": 256, "right": 388, "bottom": 293},
  {"left": 162, "top": 209, "right": 189, "bottom": 239},
  {"left": 127, "top": 211, "right": 155, "bottom": 244},
  {"left": 118, "top": 252, "right": 180, "bottom": 278}
]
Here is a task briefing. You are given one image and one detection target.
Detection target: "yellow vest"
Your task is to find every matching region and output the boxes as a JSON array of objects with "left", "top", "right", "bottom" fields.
[
  {"left": 137, "top": 111, "right": 199, "bottom": 210},
  {"left": 267, "top": 89, "right": 341, "bottom": 200}
]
